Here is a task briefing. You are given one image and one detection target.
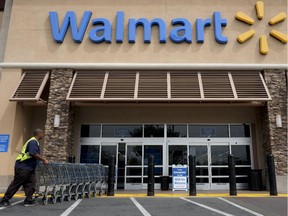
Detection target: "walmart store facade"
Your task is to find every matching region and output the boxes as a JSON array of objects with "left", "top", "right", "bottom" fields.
[{"left": 0, "top": 0, "right": 287, "bottom": 192}]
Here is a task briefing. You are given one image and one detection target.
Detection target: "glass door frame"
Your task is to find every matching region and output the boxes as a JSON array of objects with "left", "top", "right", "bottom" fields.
[
  {"left": 125, "top": 142, "right": 143, "bottom": 190},
  {"left": 100, "top": 142, "right": 118, "bottom": 189},
  {"left": 209, "top": 142, "right": 230, "bottom": 190},
  {"left": 141, "top": 141, "right": 164, "bottom": 190},
  {"left": 188, "top": 143, "right": 210, "bottom": 190},
  {"left": 188, "top": 141, "right": 231, "bottom": 190}
]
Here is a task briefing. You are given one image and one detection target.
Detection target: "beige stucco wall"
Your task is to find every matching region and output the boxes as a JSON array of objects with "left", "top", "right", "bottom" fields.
[
  {"left": 0, "top": 69, "right": 32, "bottom": 190},
  {"left": 4, "top": 0, "right": 288, "bottom": 64},
  {"left": 0, "top": 69, "right": 47, "bottom": 191}
]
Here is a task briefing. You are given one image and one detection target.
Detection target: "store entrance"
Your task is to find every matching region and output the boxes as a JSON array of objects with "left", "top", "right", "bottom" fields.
[
  {"left": 100, "top": 143, "right": 127, "bottom": 190},
  {"left": 168, "top": 141, "right": 251, "bottom": 190},
  {"left": 100, "top": 142, "right": 163, "bottom": 190},
  {"left": 189, "top": 143, "right": 230, "bottom": 190},
  {"left": 80, "top": 124, "right": 252, "bottom": 190}
]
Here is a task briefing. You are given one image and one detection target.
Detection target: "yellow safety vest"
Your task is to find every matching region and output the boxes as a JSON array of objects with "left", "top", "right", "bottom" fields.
[{"left": 16, "top": 137, "right": 39, "bottom": 162}]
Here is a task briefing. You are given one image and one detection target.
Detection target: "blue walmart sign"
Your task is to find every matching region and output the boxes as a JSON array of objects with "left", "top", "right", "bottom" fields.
[{"left": 49, "top": 11, "right": 228, "bottom": 44}]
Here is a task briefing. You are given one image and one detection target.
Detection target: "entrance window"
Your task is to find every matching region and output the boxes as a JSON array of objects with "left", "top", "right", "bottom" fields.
[
  {"left": 144, "top": 125, "right": 164, "bottom": 137},
  {"left": 210, "top": 145, "right": 229, "bottom": 165},
  {"left": 127, "top": 146, "right": 142, "bottom": 165},
  {"left": 231, "top": 145, "right": 251, "bottom": 165},
  {"left": 169, "top": 145, "right": 187, "bottom": 165},
  {"left": 167, "top": 125, "right": 187, "bottom": 137},
  {"left": 102, "top": 125, "right": 143, "bottom": 137},
  {"left": 80, "top": 145, "right": 100, "bottom": 163},
  {"left": 189, "top": 125, "right": 229, "bottom": 137},
  {"left": 230, "top": 125, "right": 251, "bottom": 137},
  {"left": 189, "top": 146, "right": 208, "bottom": 166},
  {"left": 144, "top": 145, "right": 163, "bottom": 165},
  {"left": 101, "top": 145, "right": 117, "bottom": 165},
  {"left": 81, "top": 125, "right": 101, "bottom": 137}
]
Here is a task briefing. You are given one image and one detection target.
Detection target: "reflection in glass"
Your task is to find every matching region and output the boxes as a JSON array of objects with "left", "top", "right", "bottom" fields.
[
  {"left": 196, "top": 168, "right": 208, "bottom": 176},
  {"left": 211, "top": 146, "right": 229, "bottom": 165},
  {"left": 212, "top": 168, "right": 229, "bottom": 176},
  {"left": 144, "top": 167, "right": 163, "bottom": 176},
  {"left": 189, "top": 146, "right": 208, "bottom": 165},
  {"left": 144, "top": 145, "right": 163, "bottom": 165},
  {"left": 167, "top": 125, "right": 187, "bottom": 137},
  {"left": 81, "top": 125, "right": 101, "bottom": 137},
  {"left": 144, "top": 125, "right": 164, "bottom": 137},
  {"left": 189, "top": 125, "right": 229, "bottom": 137},
  {"left": 212, "top": 178, "right": 229, "bottom": 183},
  {"left": 101, "top": 145, "right": 117, "bottom": 165},
  {"left": 126, "top": 168, "right": 142, "bottom": 176},
  {"left": 236, "top": 177, "right": 249, "bottom": 183},
  {"left": 235, "top": 167, "right": 251, "bottom": 176},
  {"left": 80, "top": 145, "right": 100, "bottom": 163},
  {"left": 102, "top": 125, "right": 143, "bottom": 137},
  {"left": 196, "top": 178, "right": 209, "bottom": 183},
  {"left": 127, "top": 146, "right": 142, "bottom": 165},
  {"left": 126, "top": 178, "right": 141, "bottom": 183},
  {"left": 231, "top": 145, "right": 251, "bottom": 165},
  {"left": 169, "top": 145, "right": 187, "bottom": 165},
  {"left": 144, "top": 177, "right": 161, "bottom": 183},
  {"left": 230, "top": 125, "right": 250, "bottom": 137}
]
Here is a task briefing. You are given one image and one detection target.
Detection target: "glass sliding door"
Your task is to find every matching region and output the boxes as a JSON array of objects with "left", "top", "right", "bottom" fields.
[
  {"left": 210, "top": 144, "right": 230, "bottom": 190},
  {"left": 189, "top": 143, "right": 230, "bottom": 190},
  {"left": 100, "top": 144, "right": 117, "bottom": 166},
  {"left": 231, "top": 144, "right": 251, "bottom": 189},
  {"left": 189, "top": 145, "right": 209, "bottom": 190},
  {"left": 143, "top": 145, "right": 163, "bottom": 189},
  {"left": 117, "top": 143, "right": 126, "bottom": 189},
  {"left": 125, "top": 144, "right": 143, "bottom": 190}
]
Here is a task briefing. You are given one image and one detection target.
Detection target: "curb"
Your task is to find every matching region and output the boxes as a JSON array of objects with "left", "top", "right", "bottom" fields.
[{"left": 1, "top": 193, "right": 287, "bottom": 198}]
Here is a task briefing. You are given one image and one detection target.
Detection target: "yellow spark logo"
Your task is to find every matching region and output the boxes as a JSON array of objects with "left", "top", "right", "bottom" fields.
[{"left": 235, "top": 1, "right": 287, "bottom": 55}]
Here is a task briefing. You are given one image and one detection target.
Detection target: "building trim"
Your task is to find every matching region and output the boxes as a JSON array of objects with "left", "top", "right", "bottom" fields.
[{"left": 0, "top": 63, "right": 287, "bottom": 70}]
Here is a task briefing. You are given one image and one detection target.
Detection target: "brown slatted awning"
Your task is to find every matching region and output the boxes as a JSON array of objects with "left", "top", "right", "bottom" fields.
[
  {"left": 138, "top": 72, "right": 167, "bottom": 98},
  {"left": 68, "top": 71, "right": 105, "bottom": 99},
  {"left": 105, "top": 71, "right": 136, "bottom": 98},
  {"left": 66, "top": 71, "right": 271, "bottom": 102},
  {"left": 170, "top": 71, "right": 201, "bottom": 99},
  {"left": 10, "top": 71, "right": 50, "bottom": 102},
  {"left": 201, "top": 71, "right": 234, "bottom": 98}
]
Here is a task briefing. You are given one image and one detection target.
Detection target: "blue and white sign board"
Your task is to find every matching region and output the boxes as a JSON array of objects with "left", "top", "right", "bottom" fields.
[
  {"left": 172, "top": 165, "right": 188, "bottom": 191},
  {"left": 0, "top": 134, "right": 10, "bottom": 152}
]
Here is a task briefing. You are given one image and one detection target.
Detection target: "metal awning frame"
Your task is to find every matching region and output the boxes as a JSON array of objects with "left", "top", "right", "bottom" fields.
[
  {"left": 9, "top": 71, "right": 50, "bottom": 102},
  {"left": 67, "top": 71, "right": 272, "bottom": 102}
]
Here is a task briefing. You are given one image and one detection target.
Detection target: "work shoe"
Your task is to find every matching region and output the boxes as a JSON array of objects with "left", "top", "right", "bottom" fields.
[
  {"left": 24, "top": 198, "right": 38, "bottom": 207},
  {"left": 0, "top": 200, "right": 11, "bottom": 207}
]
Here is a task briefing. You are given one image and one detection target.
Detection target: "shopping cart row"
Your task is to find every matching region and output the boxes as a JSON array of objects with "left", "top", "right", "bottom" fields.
[{"left": 34, "top": 163, "right": 108, "bottom": 205}]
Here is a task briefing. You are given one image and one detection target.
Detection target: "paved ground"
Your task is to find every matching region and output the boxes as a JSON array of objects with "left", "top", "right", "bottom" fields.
[{"left": 0, "top": 196, "right": 287, "bottom": 216}]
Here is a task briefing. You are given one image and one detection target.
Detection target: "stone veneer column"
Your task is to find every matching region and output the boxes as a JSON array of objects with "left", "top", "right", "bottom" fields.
[
  {"left": 262, "top": 70, "right": 287, "bottom": 177},
  {"left": 43, "top": 69, "right": 74, "bottom": 162}
]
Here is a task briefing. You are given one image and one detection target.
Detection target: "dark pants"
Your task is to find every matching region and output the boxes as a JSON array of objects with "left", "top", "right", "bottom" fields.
[{"left": 1, "top": 168, "right": 36, "bottom": 202}]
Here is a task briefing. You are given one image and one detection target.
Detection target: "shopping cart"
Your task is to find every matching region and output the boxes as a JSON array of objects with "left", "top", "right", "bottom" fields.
[
  {"left": 100, "top": 165, "right": 108, "bottom": 195},
  {"left": 34, "top": 162, "right": 108, "bottom": 204},
  {"left": 79, "top": 164, "right": 92, "bottom": 198},
  {"left": 86, "top": 164, "right": 98, "bottom": 197},
  {"left": 35, "top": 163, "right": 57, "bottom": 205}
]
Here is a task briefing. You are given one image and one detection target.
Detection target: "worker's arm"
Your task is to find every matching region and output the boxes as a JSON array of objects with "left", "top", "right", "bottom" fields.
[{"left": 33, "top": 154, "right": 49, "bottom": 165}]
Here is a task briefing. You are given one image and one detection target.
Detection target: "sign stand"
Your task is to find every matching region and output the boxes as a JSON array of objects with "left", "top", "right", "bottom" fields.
[{"left": 172, "top": 165, "right": 188, "bottom": 191}]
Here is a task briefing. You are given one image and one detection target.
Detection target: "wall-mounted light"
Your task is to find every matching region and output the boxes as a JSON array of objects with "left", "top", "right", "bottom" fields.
[
  {"left": 53, "top": 114, "right": 60, "bottom": 128},
  {"left": 276, "top": 114, "right": 282, "bottom": 128}
]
